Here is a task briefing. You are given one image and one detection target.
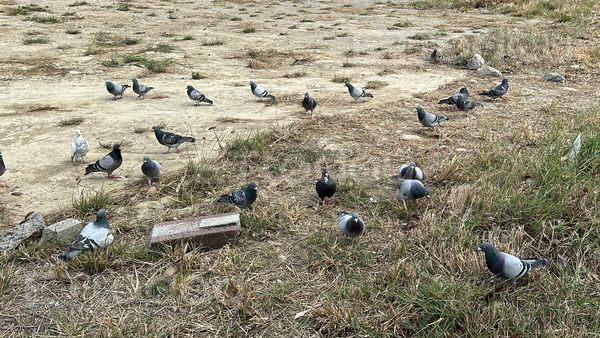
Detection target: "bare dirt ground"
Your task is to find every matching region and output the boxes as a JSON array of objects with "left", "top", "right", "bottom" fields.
[
  {"left": 0, "top": 0, "right": 467, "bottom": 226},
  {"left": 1, "top": 0, "right": 599, "bottom": 337}
]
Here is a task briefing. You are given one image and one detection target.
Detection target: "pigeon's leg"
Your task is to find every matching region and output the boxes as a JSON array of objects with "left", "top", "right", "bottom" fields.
[
  {"left": 166, "top": 148, "right": 171, "bottom": 154},
  {"left": 147, "top": 178, "right": 152, "bottom": 187}
]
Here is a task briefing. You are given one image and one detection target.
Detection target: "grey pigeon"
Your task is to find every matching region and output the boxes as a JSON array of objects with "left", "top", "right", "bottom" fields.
[
  {"left": 187, "top": 85, "right": 213, "bottom": 105},
  {"left": 105, "top": 80, "right": 130, "bottom": 99},
  {"left": 478, "top": 242, "right": 548, "bottom": 286},
  {"left": 70, "top": 129, "right": 89, "bottom": 163},
  {"left": 479, "top": 78, "right": 509, "bottom": 99},
  {"left": 456, "top": 95, "right": 479, "bottom": 113},
  {"left": 427, "top": 49, "right": 438, "bottom": 63},
  {"left": 337, "top": 211, "right": 365, "bottom": 238},
  {"left": 58, "top": 209, "right": 114, "bottom": 261},
  {"left": 417, "top": 105, "right": 448, "bottom": 130},
  {"left": 345, "top": 82, "right": 373, "bottom": 100},
  {"left": 85, "top": 144, "right": 122, "bottom": 178},
  {"left": 250, "top": 81, "right": 275, "bottom": 100},
  {"left": 316, "top": 168, "right": 336, "bottom": 205},
  {"left": 218, "top": 182, "right": 258, "bottom": 209},
  {"left": 302, "top": 92, "right": 318, "bottom": 113},
  {"left": 396, "top": 179, "right": 430, "bottom": 201},
  {"left": 0, "top": 150, "right": 5, "bottom": 177},
  {"left": 438, "top": 87, "right": 469, "bottom": 105},
  {"left": 132, "top": 78, "right": 154, "bottom": 99},
  {"left": 397, "top": 162, "right": 423, "bottom": 180},
  {"left": 141, "top": 155, "right": 161, "bottom": 187},
  {"left": 152, "top": 126, "right": 195, "bottom": 153}
]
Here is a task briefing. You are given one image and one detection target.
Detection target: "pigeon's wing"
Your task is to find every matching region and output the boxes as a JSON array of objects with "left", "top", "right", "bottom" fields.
[
  {"left": 425, "top": 112, "right": 439, "bottom": 124},
  {"left": 71, "top": 141, "right": 77, "bottom": 158},
  {"left": 190, "top": 89, "right": 204, "bottom": 100},
  {"left": 231, "top": 189, "right": 247, "bottom": 206},
  {"left": 337, "top": 213, "right": 352, "bottom": 230},
  {"left": 499, "top": 252, "right": 528, "bottom": 279},
  {"left": 414, "top": 167, "right": 423, "bottom": 180},
  {"left": 162, "top": 132, "right": 182, "bottom": 146},
  {"left": 492, "top": 84, "right": 507, "bottom": 96},
  {"left": 253, "top": 85, "right": 267, "bottom": 96},
  {"left": 97, "top": 152, "right": 117, "bottom": 170}
]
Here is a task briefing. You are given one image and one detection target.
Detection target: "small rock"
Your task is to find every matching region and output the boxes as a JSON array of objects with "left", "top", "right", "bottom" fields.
[
  {"left": 467, "top": 53, "right": 485, "bottom": 70},
  {"left": 544, "top": 72, "right": 565, "bottom": 83},
  {"left": 42, "top": 218, "right": 83, "bottom": 245},
  {"left": 0, "top": 213, "right": 46, "bottom": 252},
  {"left": 477, "top": 65, "right": 502, "bottom": 76},
  {"left": 455, "top": 148, "right": 469, "bottom": 152},
  {"left": 401, "top": 134, "right": 422, "bottom": 141}
]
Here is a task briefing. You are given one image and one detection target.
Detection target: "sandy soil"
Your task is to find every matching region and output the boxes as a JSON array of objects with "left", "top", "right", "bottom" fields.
[{"left": 0, "top": 0, "right": 476, "bottom": 226}]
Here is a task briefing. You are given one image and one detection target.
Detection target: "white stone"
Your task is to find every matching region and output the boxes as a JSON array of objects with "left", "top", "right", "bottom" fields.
[
  {"left": 477, "top": 65, "right": 502, "bottom": 76},
  {"left": 467, "top": 53, "right": 485, "bottom": 70},
  {"left": 43, "top": 218, "right": 83, "bottom": 245}
]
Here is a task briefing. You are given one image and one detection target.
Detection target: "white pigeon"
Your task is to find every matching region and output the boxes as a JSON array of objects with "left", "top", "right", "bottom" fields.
[
  {"left": 70, "top": 129, "right": 89, "bottom": 163},
  {"left": 58, "top": 209, "right": 114, "bottom": 261}
]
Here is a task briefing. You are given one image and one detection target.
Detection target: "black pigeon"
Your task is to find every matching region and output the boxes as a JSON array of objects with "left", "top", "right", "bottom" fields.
[
  {"left": 0, "top": 150, "right": 5, "bottom": 177},
  {"left": 152, "top": 126, "right": 195, "bottom": 153},
  {"left": 478, "top": 242, "right": 549, "bottom": 286},
  {"left": 85, "top": 144, "right": 122, "bottom": 178},
  {"left": 427, "top": 49, "right": 438, "bottom": 63},
  {"left": 187, "top": 85, "right": 214, "bottom": 105},
  {"left": 315, "top": 168, "right": 336, "bottom": 205},
  {"left": 438, "top": 87, "right": 469, "bottom": 105},
  {"left": 456, "top": 95, "right": 479, "bottom": 112},
  {"left": 479, "top": 78, "right": 509, "bottom": 99},
  {"left": 302, "top": 92, "right": 318, "bottom": 113},
  {"left": 218, "top": 182, "right": 258, "bottom": 209},
  {"left": 105, "top": 80, "right": 130, "bottom": 99},
  {"left": 132, "top": 78, "right": 154, "bottom": 99}
]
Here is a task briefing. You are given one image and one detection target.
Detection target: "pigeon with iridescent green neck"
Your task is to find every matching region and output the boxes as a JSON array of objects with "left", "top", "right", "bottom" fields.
[
  {"left": 478, "top": 242, "right": 548, "bottom": 286},
  {"left": 141, "top": 155, "right": 162, "bottom": 187}
]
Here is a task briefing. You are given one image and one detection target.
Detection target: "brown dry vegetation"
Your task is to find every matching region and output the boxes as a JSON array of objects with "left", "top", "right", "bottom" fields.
[{"left": 1, "top": 0, "right": 599, "bottom": 336}]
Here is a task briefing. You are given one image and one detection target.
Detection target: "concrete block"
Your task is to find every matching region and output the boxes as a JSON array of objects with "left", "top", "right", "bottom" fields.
[
  {"left": 149, "top": 213, "right": 240, "bottom": 250},
  {"left": 0, "top": 212, "right": 45, "bottom": 252},
  {"left": 43, "top": 218, "right": 83, "bottom": 245}
]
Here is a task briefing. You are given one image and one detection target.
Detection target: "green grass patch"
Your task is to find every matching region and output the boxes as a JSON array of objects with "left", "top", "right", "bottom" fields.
[
  {"left": 26, "top": 15, "right": 62, "bottom": 24},
  {"left": 8, "top": 4, "right": 48, "bottom": 16}
]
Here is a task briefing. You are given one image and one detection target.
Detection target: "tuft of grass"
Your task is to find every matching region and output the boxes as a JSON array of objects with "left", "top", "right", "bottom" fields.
[
  {"left": 364, "top": 80, "right": 388, "bottom": 90},
  {"left": 191, "top": 72, "right": 206, "bottom": 80},
  {"left": 91, "top": 33, "right": 139, "bottom": 47},
  {"left": 408, "top": 32, "right": 432, "bottom": 40},
  {"left": 389, "top": 20, "right": 414, "bottom": 29},
  {"left": 0, "top": 265, "right": 14, "bottom": 295},
  {"left": 69, "top": 1, "right": 88, "bottom": 6},
  {"left": 224, "top": 130, "right": 278, "bottom": 162},
  {"left": 23, "top": 36, "right": 49, "bottom": 45},
  {"left": 332, "top": 74, "right": 351, "bottom": 83},
  {"left": 202, "top": 38, "right": 224, "bottom": 46},
  {"left": 283, "top": 71, "right": 306, "bottom": 78},
  {"left": 382, "top": 50, "right": 399, "bottom": 59},
  {"left": 342, "top": 62, "right": 356, "bottom": 68},
  {"left": 133, "top": 127, "right": 148, "bottom": 134},
  {"left": 242, "top": 26, "right": 256, "bottom": 33},
  {"left": 65, "top": 28, "right": 81, "bottom": 35},
  {"left": 146, "top": 43, "right": 176, "bottom": 53},
  {"left": 72, "top": 189, "right": 114, "bottom": 217},
  {"left": 26, "top": 15, "right": 62, "bottom": 24},
  {"left": 159, "top": 160, "right": 227, "bottom": 208},
  {"left": 8, "top": 4, "right": 48, "bottom": 16},
  {"left": 58, "top": 117, "right": 84, "bottom": 126},
  {"left": 378, "top": 67, "right": 396, "bottom": 76},
  {"left": 181, "top": 34, "right": 195, "bottom": 41},
  {"left": 102, "top": 54, "right": 172, "bottom": 73},
  {"left": 117, "top": 2, "right": 130, "bottom": 11}
]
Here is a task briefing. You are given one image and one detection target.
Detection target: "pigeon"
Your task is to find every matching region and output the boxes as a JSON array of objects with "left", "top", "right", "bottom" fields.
[
  {"left": 132, "top": 78, "right": 154, "bottom": 99},
  {"left": 186, "top": 85, "right": 214, "bottom": 105},
  {"left": 456, "top": 95, "right": 479, "bottom": 113},
  {"left": 438, "top": 87, "right": 469, "bottom": 105},
  {"left": 426, "top": 49, "right": 438, "bottom": 63},
  {"left": 396, "top": 179, "right": 430, "bottom": 202},
  {"left": 218, "top": 182, "right": 258, "bottom": 209},
  {"left": 152, "top": 126, "right": 195, "bottom": 153},
  {"left": 337, "top": 211, "right": 365, "bottom": 238},
  {"left": 249, "top": 81, "right": 275, "bottom": 100},
  {"left": 70, "top": 129, "right": 89, "bottom": 163},
  {"left": 0, "top": 150, "right": 5, "bottom": 177},
  {"left": 417, "top": 105, "right": 448, "bottom": 130},
  {"left": 397, "top": 162, "right": 423, "bottom": 180},
  {"left": 315, "top": 168, "right": 336, "bottom": 205},
  {"left": 84, "top": 144, "right": 122, "bottom": 178},
  {"left": 105, "top": 80, "right": 130, "bottom": 99},
  {"left": 479, "top": 78, "right": 509, "bottom": 99},
  {"left": 345, "top": 82, "right": 373, "bottom": 100},
  {"left": 478, "top": 242, "right": 549, "bottom": 286},
  {"left": 302, "top": 92, "right": 318, "bottom": 113},
  {"left": 58, "top": 209, "right": 114, "bottom": 261},
  {"left": 141, "top": 155, "right": 161, "bottom": 187}
]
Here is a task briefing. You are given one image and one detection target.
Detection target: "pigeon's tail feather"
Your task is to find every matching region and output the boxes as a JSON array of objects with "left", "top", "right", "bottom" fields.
[
  {"left": 438, "top": 115, "right": 449, "bottom": 122},
  {"left": 364, "top": 93, "right": 373, "bottom": 98},
  {"left": 438, "top": 98, "right": 452, "bottom": 104},
  {"left": 58, "top": 249, "right": 81, "bottom": 261},
  {"left": 522, "top": 258, "right": 548, "bottom": 269},
  {"left": 181, "top": 136, "right": 195, "bottom": 143},
  {"left": 479, "top": 91, "right": 492, "bottom": 97},
  {"left": 84, "top": 163, "right": 99, "bottom": 175},
  {"left": 217, "top": 194, "right": 233, "bottom": 204},
  {"left": 203, "top": 98, "right": 214, "bottom": 105},
  {"left": 266, "top": 93, "right": 276, "bottom": 99}
]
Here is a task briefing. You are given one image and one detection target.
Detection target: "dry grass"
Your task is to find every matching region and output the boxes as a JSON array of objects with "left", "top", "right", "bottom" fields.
[{"left": 58, "top": 117, "right": 84, "bottom": 126}]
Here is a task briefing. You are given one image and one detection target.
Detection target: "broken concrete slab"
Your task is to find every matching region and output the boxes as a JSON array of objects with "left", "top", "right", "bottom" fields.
[
  {"left": 42, "top": 218, "right": 83, "bottom": 245},
  {"left": 149, "top": 213, "right": 240, "bottom": 249},
  {"left": 0, "top": 212, "right": 45, "bottom": 252}
]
